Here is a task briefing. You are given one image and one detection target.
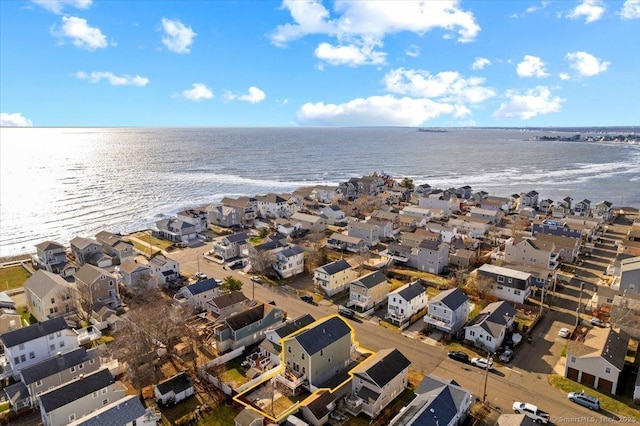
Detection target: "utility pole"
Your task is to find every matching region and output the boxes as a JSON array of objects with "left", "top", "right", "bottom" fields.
[
  {"left": 482, "top": 352, "right": 492, "bottom": 403},
  {"left": 539, "top": 285, "right": 546, "bottom": 318}
]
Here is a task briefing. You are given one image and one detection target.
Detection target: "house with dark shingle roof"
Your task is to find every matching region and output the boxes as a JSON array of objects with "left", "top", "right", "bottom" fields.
[
  {"left": 205, "top": 290, "right": 249, "bottom": 318},
  {"left": 38, "top": 368, "right": 126, "bottom": 426},
  {"left": 154, "top": 372, "right": 194, "bottom": 406},
  {"left": 23, "top": 270, "right": 75, "bottom": 323},
  {"left": 213, "top": 302, "right": 285, "bottom": 352},
  {"left": 349, "top": 270, "right": 389, "bottom": 311},
  {"left": 34, "top": 240, "right": 69, "bottom": 275},
  {"left": 386, "top": 281, "right": 427, "bottom": 325},
  {"left": 565, "top": 327, "right": 630, "bottom": 394},
  {"left": 300, "top": 390, "right": 336, "bottom": 425},
  {"left": 273, "top": 245, "right": 305, "bottom": 278},
  {"left": 67, "top": 394, "right": 157, "bottom": 426},
  {"left": 234, "top": 408, "right": 264, "bottom": 426},
  {"left": 278, "top": 316, "right": 353, "bottom": 391},
  {"left": 70, "top": 237, "right": 110, "bottom": 267},
  {"left": 424, "top": 288, "right": 470, "bottom": 336},
  {"left": 0, "top": 316, "right": 78, "bottom": 380},
  {"left": 313, "top": 259, "right": 358, "bottom": 296},
  {"left": 464, "top": 301, "right": 515, "bottom": 353},
  {"left": 180, "top": 278, "right": 221, "bottom": 310},
  {"left": 346, "top": 348, "right": 411, "bottom": 418},
  {"left": 260, "top": 314, "right": 315, "bottom": 365},
  {"left": 388, "top": 375, "right": 473, "bottom": 426}
]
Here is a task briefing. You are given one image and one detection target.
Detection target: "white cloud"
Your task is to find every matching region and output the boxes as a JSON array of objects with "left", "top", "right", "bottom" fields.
[
  {"left": 559, "top": 72, "right": 571, "bottom": 80},
  {"left": 471, "top": 57, "right": 491, "bottom": 70},
  {"left": 226, "top": 87, "right": 266, "bottom": 104},
  {"left": 31, "top": 0, "right": 91, "bottom": 14},
  {"left": 493, "top": 86, "right": 564, "bottom": 120},
  {"left": 270, "top": 1, "right": 480, "bottom": 66},
  {"left": 315, "top": 41, "right": 386, "bottom": 66},
  {"left": 566, "top": 0, "right": 605, "bottom": 23},
  {"left": 179, "top": 83, "right": 214, "bottom": 101},
  {"left": 0, "top": 112, "right": 33, "bottom": 127},
  {"left": 405, "top": 44, "right": 420, "bottom": 58},
  {"left": 510, "top": 1, "right": 549, "bottom": 18},
  {"left": 76, "top": 71, "right": 149, "bottom": 86},
  {"left": 621, "top": 0, "right": 640, "bottom": 19},
  {"left": 51, "top": 16, "right": 107, "bottom": 50},
  {"left": 297, "top": 95, "right": 460, "bottom": 126},
  {"left": 383, "top": 68, "right": 495, "bottom": 104},
  {"left": 516, "top": 55, "right": 549, "bottom": 78},
  {"left": 566, "top": 51, "right": 610, "bottom": 76},
  {"left": 161, "top": 18, "right": 196, "bottom": 54}
]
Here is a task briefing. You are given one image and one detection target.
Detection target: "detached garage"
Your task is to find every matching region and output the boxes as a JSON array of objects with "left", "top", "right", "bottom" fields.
[
  {"left": 564, "top": 328, "right": 629, "bottom": 395},
  {"left": 154, "top": 372, "right": 194, "bottom": 406}
]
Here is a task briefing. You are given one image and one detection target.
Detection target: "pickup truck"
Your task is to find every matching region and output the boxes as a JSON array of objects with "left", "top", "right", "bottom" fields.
[{"left": 512, "top": 402, "right": 549, "bottom": 424}]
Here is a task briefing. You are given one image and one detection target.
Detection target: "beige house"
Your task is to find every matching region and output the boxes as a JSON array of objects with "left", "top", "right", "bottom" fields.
[
  {"left": 24, "top": 270, "right": 75, "bottom": 323},
  {"left": 74, "top": 264, "right": 120, "bottom": 312},
  {"left": 313, "top": 259, "right": 359, "bottom": 297},
  {"left": 290, "top": 212, "right": 327, "bottom": 233},
  {"left": 349, "top": 271, "right": 390, "bottom": 312},
  {"left": 504, "top": 236, "right": 560, "bottom": 272},
  {"left": 0, "top": 307, "right": 21, "bottom": 335},
  {"left": 565, "top": 327, "right": 629, "bottom": 394}
]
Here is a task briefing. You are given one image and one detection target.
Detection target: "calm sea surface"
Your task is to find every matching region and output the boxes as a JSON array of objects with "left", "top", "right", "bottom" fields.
[{"left": 1, "top": 127, "right": 639, "bottom": 257}]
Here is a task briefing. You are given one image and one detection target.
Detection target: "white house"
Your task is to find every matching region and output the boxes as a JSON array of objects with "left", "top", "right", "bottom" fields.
[
  {"left": 424, "top": 288, "right": 470, "bottom": 336},
  {"left": 67, "top": 394, "right": 157, "bottom": 426},
  {"left": 476, "top": 264, "right": 532, "bottom": 304},
  {"left": 154, "top": 372, "right": 194, "bottom": 406},
  {"left": 464, "top": 301, "right": 515, "bottom": 353},
  {"left": 273, "top": 245, "right": 305, "bottom": 279},
  {"left": 386, "top": 281, "right": 427, "bottom": 325},
  {"left": 148, "top": 254, "right": 180, "bottom": 285},
  {"left": 177, "top": 279, "right": 221, "bottom": 310},
  {"left": 320, "top": 205, "right": 347, "bottom": 225},
  {"left": 0, "top": 316, "right": 78, "bottom": 380},
  {"left": 313, "top": 259, "right": 359, "bottom": 297}
]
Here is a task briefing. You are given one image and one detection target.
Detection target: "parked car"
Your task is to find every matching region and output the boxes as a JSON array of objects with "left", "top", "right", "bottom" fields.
[
  {"left": 499, "top": 349, "right": 513, "bottom": 363},
  {"left": 471, "top": 357, "right": 494, "bottom": 370},
  {"left": 338, "top": 308, "right": 355, "bottom": 319},
  {"left": 558, "top": 327, "right": 571, "bottom": 338},
  {"left": 250, "top": 275, "right": 263, "bottom": 283},
  {"left": 447, "top": 351, "right": 469, "bottom": 363},
  {"left": 300, "top": 294, "right": 314, "bottom": 304},
  {"left": 512, "top": 402, "right": 549, "bottom": 424},
  {"left": 194, "top": 272, "right": 207, "bottom": 280},
  {"left": 568, "top": 392, "right": 600, "bottom": 410},
  {"left": 589, "top": 317, "right": 606, "bottom": 327}
]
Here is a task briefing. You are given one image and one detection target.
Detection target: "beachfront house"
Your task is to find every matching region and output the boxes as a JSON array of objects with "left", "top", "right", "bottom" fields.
[
  {"left": 207, "top": 204, "right": 242, "bottom": 229},
  {"left": 24, "top": 270, "right": 75, "bottom": 323},
  {"left": 219, "top": 196, "right": 258, "bottom": 226},
  {"left": 153, "top": 218, "right": 197, "bottom": 244},
  {"left": 148, "top": 254, "right": 180, "bottom": 285},
  {"left": 34, "top": 241, "right": 69, "bottom": 275},
  {"left": 94, "top": 231, "right": 134, "bottom": 265},
  {"left": 424, "top": 288, "right": 470, "bottom": 336},
  {"left": 313, "top": 259, "right": 359, "bottom": 297},
  {"left": 176, "top": 208, "right": 208, "bottom": 233},
  {"left": 70, "top": 237, "right": 110, "bottom": 268}
]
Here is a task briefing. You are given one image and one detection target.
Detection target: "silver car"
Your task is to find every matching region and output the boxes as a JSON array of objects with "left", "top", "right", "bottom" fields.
[{"left": 568, "top": 392, "right": 600, "bottom": 410}]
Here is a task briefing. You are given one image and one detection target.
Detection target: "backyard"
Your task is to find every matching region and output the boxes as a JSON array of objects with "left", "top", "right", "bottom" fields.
[{"left": 0, "top": 264, "right": 31, "bottom": 291}]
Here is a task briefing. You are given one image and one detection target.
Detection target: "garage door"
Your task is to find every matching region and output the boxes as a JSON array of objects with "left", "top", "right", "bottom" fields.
[
  {"left": 581, "top": 372, "right": 596, "bottom": 387},
  {"left": 597, "top": 378, "right": 613, "bottom": 394},
  {"left": 567, "top": 368, "right": 579, "bottom": 381}
]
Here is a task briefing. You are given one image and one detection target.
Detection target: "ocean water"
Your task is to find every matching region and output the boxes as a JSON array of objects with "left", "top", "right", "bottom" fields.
[{"left": 1, "top": 127, "right": 639, "bottom": 257}]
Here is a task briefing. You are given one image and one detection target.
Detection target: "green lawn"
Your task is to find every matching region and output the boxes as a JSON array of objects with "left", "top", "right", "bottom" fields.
[
  {"left": 0, "top": 265, "right": 31, "bottom": 291},
  {"left": 218, "top": 357, "right": 249, "bottom": 388},
  {"left": 20, "top": 307, "right": 36, "bottom": 326},
  {"left": 159, "top": 395, "right": 201, "bottom": 425},
  {"left": 197, "top": 405, "right": 237, "bottom": 425},
  {"left": 128, "top": 240, "right": 161, "bottom": 257},
  {"left": 548, "top": 374, "right": 640, "bottom": 419}
]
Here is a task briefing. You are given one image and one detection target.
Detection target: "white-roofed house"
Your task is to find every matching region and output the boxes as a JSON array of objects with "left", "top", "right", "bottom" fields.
[{"left": 476, "top": 264, "right": 532, "bottom": 304}]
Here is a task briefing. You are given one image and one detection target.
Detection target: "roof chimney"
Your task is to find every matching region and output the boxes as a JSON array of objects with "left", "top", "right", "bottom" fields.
[{"left": 57, "top": 352, "right": 62, "bottom": 357}]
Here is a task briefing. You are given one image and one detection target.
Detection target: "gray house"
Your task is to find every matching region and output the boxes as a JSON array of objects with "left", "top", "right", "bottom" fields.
[
  {"left": 387, "top": 239, "right": 450, "bottom": 274},
  {"left": 38, "top": 368, "right": 126, "bottom": 426},
  {"left": 34, "top": 241, "right": 68, "bottom": 275},
  {"left": 424, "top": 288, "right": 470, "bottom": 336},
  {"left": 213, "top": 302, "right": 285, "bottom": 352},
  {"left": 212, "top": 233, "right": 250, "bottom": 262},
  {"left": 94, "top": 231, "right": 134, "bottom": 265},
  {"left": 67, "top": 394, "right": 157, "bottom": 426},
  {"left": 207, "top": 203, "right": 242, "bottom": 228}
]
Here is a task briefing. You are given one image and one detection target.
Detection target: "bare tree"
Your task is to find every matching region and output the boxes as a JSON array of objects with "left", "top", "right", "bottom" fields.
[
  {"left": 74, "top": 281, "right": 95, "bottom": 323},
  {"left": 304, "top": 232, "right": 327, "bottom": 273},
  {"left": 249, "top": 248, "right": 277, "bottom": 276},
  {"left": 353, "top": 246, "right": 371, "bottom": 272},
  {"left": 466, "top": 274, "right": 494, "bottom": 299},
  {"left": 609, "top": 297, "right": 640, "bottom": 339}
]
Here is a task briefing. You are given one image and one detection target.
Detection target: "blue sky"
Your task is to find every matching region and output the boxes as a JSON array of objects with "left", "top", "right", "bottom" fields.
[{"left": 1, "top": 0, "right": 639, "bottom": 127}]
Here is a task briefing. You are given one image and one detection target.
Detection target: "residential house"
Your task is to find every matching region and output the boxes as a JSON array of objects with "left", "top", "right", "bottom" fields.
[
  {"left": 370, "top": 210, "right": 400, "bottom": 236},
  {"left": 448, "top": 248, "right": 476, "bottom": 269},
  {"left": 0, "top": 317, "right": 78, "bottom": 379},
  {"left": 220, "top": 196, "right": 258, "bottom": 225},
  {"left": 424, "top": 288, "right": 470, "bottom": 336},
  {"left": 594, "top": 200, "right": 614, "bottom": 222},
  {"left": 313, "top": 259, "right": 359, "bottom": 297},
  {"left": 277, "top": 316, "right": 352, "bottom": 392},
  {"left": 386, "top": 239, "right": 450, "bottom": 274},
  {"left": 551, "top": 199, "right": 572, "bottom": 219},
  {"left": 538, "top": 198, "right": 554, "bottom": 214},
  {"left": 148, "top": 254, "right": 180, "bottom": 285},
  {"left": 291, "top": 212, "right": 327, "bottom": 233},
  {"left": 457, "top": 185, "right": 472, "bottom": 200},
  {"left": 311, "top": 185, "right": 338, "bottom": 204},
  {"left": 256, "top": 193, "right": 297, "bottom": 219},
  {"left": 118, "top": 260, "right": 153, "bottom": 288},
  {"left": 386, "top": 281, "right": 427, "bottom": 325},
  {"left": 346, "top": 349, "right": 411, "bottom": 418},
  {"left": 326, "top": 233, "right": 367, "bottom": 253},
  {"left": 417, "top": 194, "right": 455, "bottom": 217},
  {"left": 426, "top": 223, "right": 458, "bottom": 244},
  {"left": 519, "top": 190, "right": 539, "bottom": 208},
  {"left": 205, "top": 290, "right": 249, "bottom": 318},
  {"left": 212, "top": 233, "right": 250, "bottom": 262},
  {"left": 469, "top": 206, "right": 503, "bottom": 224},
  {"left": 154, "top": 372, "right": 194, "bottom": 405},
  {"left": 389, "top": 375, "right": 473, "bottom": 426},
  {"left": 34, "top": 241, "right": 68, "bottom": 275},
  {"left": 94, "top": 232, "right": 134, "bottom": 265},
  {"left": 504, "top": 236, "right": 559, "bottom": 273},
  {"left": 177, "top": 208, "right": 208, "bottom": 233},
  {"left": 207, "top": 203, "right": 242, "bottom": 229},
  {"left": 67, "top": 394, "right": 157, "bottom": 426},
  {"left": 476, "top": 264, "right": 532, "bottom": 304},
  {"left": 274, "top": 218, "right": 299, "bottom": 236},
  {"left": 464, "top": 301, "right": 516, "bottom": 353},
  {"left": 300, "top": 390, "right": 336, "bottom": 426},
  {"left": 0, "top": 307, "right": 21, "bottom": 335},
  {"left": 70, "top": 237, "right": 109, "bottom": 267},
  {"left": 38, "top": 368, "right": 126, "bottom": 426},
  {"left": 179, "top": 279, "right": 221, "bottom": 311},
  {"left": 349, "top": 271, "right": 390, "bottom": 312},
  {"left": 348, "top": 221, "right": 380, "bottom": 247},
  {"left": 481, "top": 196, "right": 511, "bottom": 213},
  {"left": 399, "top": 215, "right": 418, "bottom": 233},
  {"left": 74, "top": 264, "right": 120, "bottom": 312},
  {"left": 24, "top": 270, "right": 75, "bottom": 323},
  {"left": 573, "top": 199, "right": 591, "bottom": 217},
  {"left": 154, "top": 218, "right": 197, "bottom": 243},
  {"left": 321, "top": 205, "right": 347, "bottom": 226},
  {"left": 5, "top": 347, "right": 100, "bottom": 410},
  {"left": 619, "top": 239, "right": 640, "bottom": 256},
  {"left": 533, "top": 233, "right": 581, "bottom": 263},
  {"left": 565, "top": 327, "right": 629, "bottom": 394},
  {"left": 234, "top": 408, "right": 265, "bottom": 426},
  {"left": 612, "top": 256, "right": 640, "bottom": 296},
  {"left": 259, "top": 314, "right": 316, "bottom": 366},
  {"left": 447, "top": 215, "right": 493, "bottom": 238},
  {"left": 531, "top": 219, "right": 584, "bottom": 239},
  {"left": 273, "top": 245, "right": 305, "bottom": 279},
  {"left": 213, "top": 302, "right": 285, "bottom": 352},
  {"left": 367, "top": 218, "right": 395, "bottom": 242},
  {"left": 400, "top": 205, "right": 433, "bottom": 225}
]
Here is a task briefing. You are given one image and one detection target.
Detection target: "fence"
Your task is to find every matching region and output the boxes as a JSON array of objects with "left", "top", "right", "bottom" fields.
[{"left": 197, "top": 346, "right": 245, "bottom": 396}]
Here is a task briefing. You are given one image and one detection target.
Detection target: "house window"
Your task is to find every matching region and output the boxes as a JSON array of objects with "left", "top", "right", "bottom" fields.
[
  {"left": 497, "top": 285, "right": 503, "bottom": 290},
  {"left": 49, "top": 334, "right": 54, "bottom": 340},
  {"left": 93, "top": 392, "right": 98, "bottom": 399},
  {"left": 288, "top": 347, "right": 291, "bottom": 353},
  {"left": 301, "top": 353, "right": 305, "bottom": 360},
  {"left": 514, "top": 290, "right": 521, "bottom": 295},
  {"left": 469, "top": 331, "right": 475, "bottom": 337},
  {"left": 103, "top": 399, "right": 109, "bottom": 405},
  {"left": 102, "top": 388, "right": 107, "bottom": 394},
  {"left": 50, "top": 344, "right": 55, "bottom": 351},
  {"left": 109, "top": 280, "right": 113, "bottom": 286},
  {"left": 69, "top": 414, "right": 76, "bottom": 422},
  {"left": 605, "top": 367, "right": 611, "bottom": 374},
  {"left": 89, "top": 359, "right": 95, "bottom": 365},
  {"left": 320, "top": 350, "right": 323, "bottom": 356},
  {"left": 71, "top": 366, "right": 76, "bottom": 373},
  {"left": 59, "top": 341, "right": 65, "bottom": 348},
  {"left": 328, "top": 357, "right": 331, "bottom": 363},
  {"left": 487, "top": 336, "right": 492, "bottom": 342},
  {"left": 497, "top": 276, "right": 504, "bottom": 283},
  {"left": 79, "top": 363, "right": 84, "bottom": 369},
  {"left": 56, "top": 331, "right": 62, "bottom": 337},
  {"left": 36, "top": 380, "right": 42, "bottom": 387},
  {"left": 29, "top": 352, "right": 35, "bottom": 359},
  {"left": 570, "top": 356, "right": 576, "bottom": 363},
  {"left": 20, "top": 354, "right": 26, "bottom": 363}
]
